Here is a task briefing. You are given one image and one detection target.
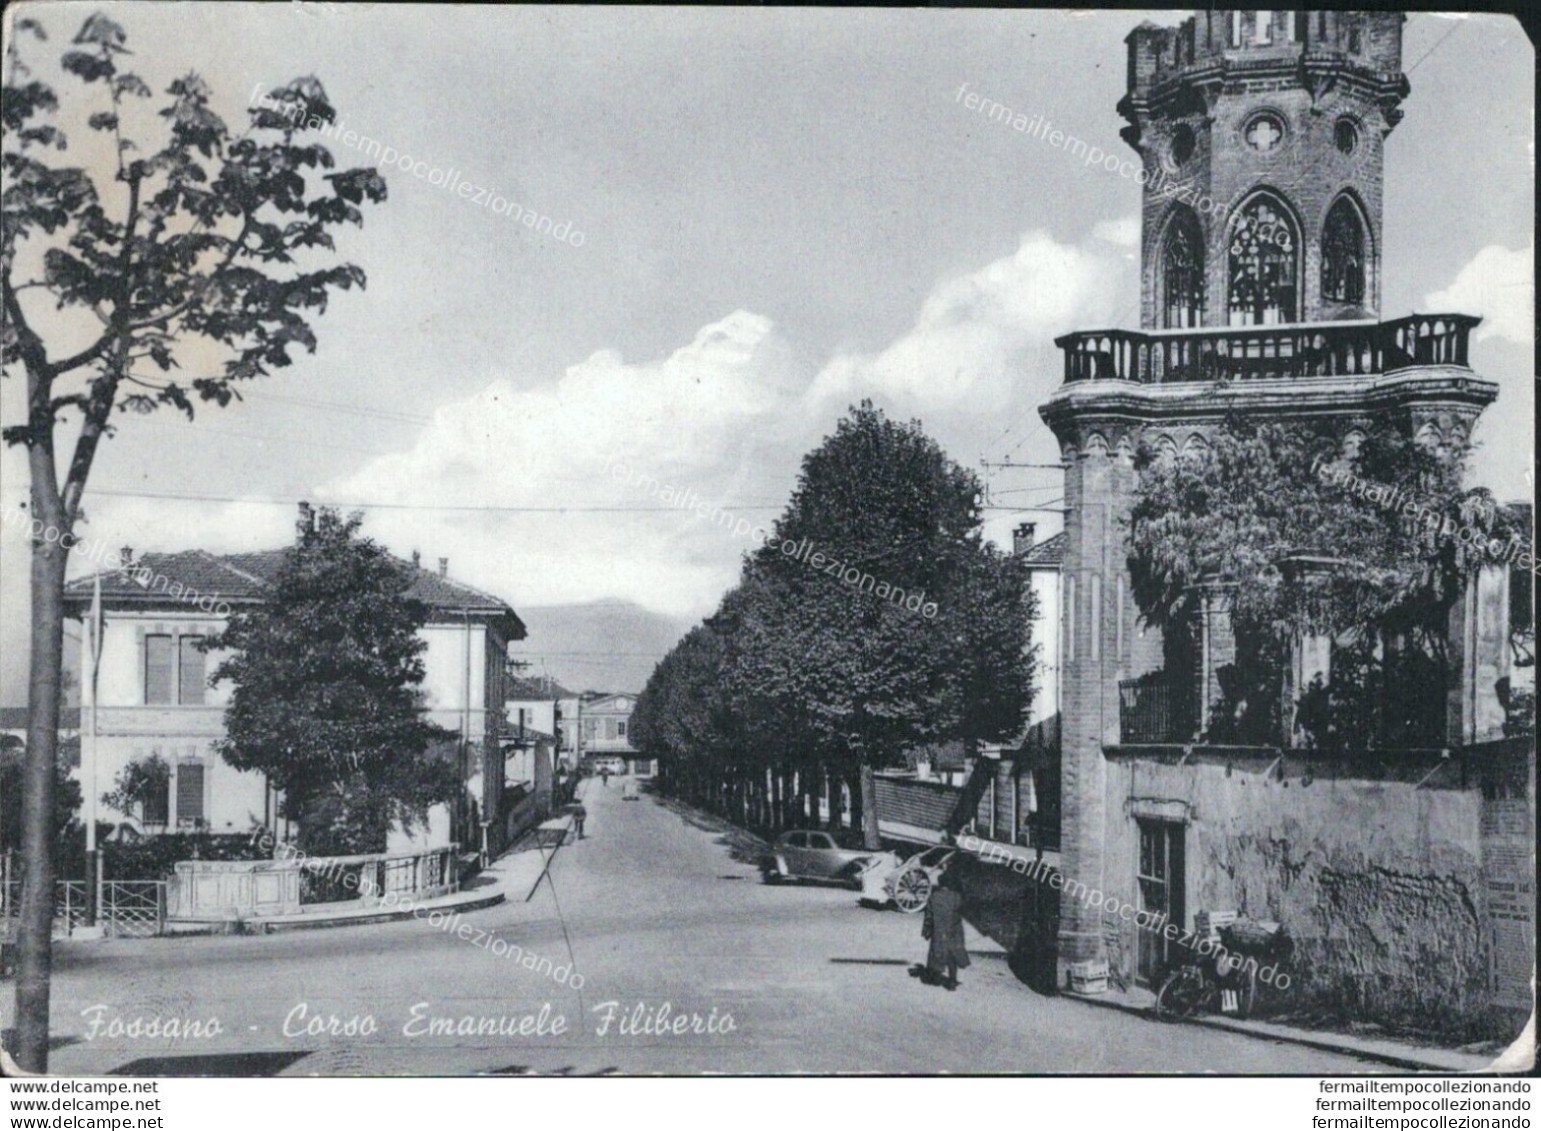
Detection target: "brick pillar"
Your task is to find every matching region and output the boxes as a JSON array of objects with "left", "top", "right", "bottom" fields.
[
  {"left": 1053, "top": 431, "right": 1136, "bottom": 986},
  {"left": 1194, "top": 581, "right": 1237, "bottom": 737},
  {"left": 1447, "top": 565, "right": 1512, "bottom": 746}
]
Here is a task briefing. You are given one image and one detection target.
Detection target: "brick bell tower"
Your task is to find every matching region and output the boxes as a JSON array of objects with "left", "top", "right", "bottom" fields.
[
  {"left": 1124, "top": 11, "right": 1410, "bottom": 330},
  {"left": 1038, "top": 10, "right": 1500, "bottom": 987}
]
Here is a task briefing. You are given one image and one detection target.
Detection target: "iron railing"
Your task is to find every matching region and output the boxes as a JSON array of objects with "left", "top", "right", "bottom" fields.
[
  {"left": 1056, "top": 315, "right": 1479, "bottom": 385},
  {"left": 1119, "top": 676, "right": 1198, "bottom": 745},
  {"left": 101, "top": 881, "right": 166, "bottom": 937},
  {"left": 0, "top": 879, "right": 89, "bottom": 936},
  {"left": 291, "top": 845, "right": 459, "bottom": 906}
]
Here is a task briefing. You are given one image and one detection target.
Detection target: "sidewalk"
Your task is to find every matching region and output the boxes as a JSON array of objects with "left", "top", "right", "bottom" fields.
[
  {"left": 1065, "top": 983, "right": 1498, "bottom": 1073},
  {"left": 481, "top": 813, "right": 577, "bottom": 903}
]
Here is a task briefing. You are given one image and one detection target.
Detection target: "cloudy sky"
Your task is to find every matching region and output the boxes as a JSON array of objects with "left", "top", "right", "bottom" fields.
[{"left": 1, "top": 5, "right": 1533, "bottom": 700}]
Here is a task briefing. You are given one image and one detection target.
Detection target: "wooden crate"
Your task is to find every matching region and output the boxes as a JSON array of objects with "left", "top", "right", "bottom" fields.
[{"left": 1069, "top": 959, "right": 1110, "bottom": 994}]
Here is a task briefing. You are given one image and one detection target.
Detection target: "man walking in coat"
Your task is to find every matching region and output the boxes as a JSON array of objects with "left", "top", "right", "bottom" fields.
[{"left": 920, "top": 865, "right": 970, "bottom": 990}]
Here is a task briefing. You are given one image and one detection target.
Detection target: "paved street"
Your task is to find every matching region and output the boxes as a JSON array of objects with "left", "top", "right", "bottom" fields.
[{"left": 34, "top": 779, "right": 1382, "bottom": 1075}]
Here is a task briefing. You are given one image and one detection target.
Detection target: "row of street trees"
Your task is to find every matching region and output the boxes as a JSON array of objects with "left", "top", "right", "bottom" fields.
[{"left": 631, "top": 403, "right": 1037, "bottom": 847}]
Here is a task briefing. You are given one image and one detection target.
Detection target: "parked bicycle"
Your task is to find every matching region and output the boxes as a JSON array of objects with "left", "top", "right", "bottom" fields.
[{"left": 1153, "top": 918, "right": 1290, "bottom": 1022}]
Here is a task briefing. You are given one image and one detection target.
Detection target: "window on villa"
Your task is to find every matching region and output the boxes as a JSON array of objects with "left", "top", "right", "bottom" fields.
[
  {"left": 142, "top": 762, "right": 170, "bottom": 825},
  {"left": 178, "top": 636, "right": 207, "bottom": 706},
  {"left": 1227, "top": 196, "right": 1298, "bottom": 325},
  {"left": 1229, "top": 11, "right": 1243, "bottom": 47},
  {"left": 145, "top": 635, "right": 175, "bottom": 705},
  {"left": 1253, "top": 11, "right": 1273, "bottom": 44},
  {"left": 176, "top": 761, "right": 205, "bottom": 825},
  {"left": 1321, "top": 196, "right": 1366, "bottom": 304},
  {"left": 617, "top": 721, "right": 627, "bottom": 737}
]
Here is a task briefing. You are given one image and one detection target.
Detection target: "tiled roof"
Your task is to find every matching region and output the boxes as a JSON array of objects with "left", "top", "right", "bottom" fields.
[
  {"left": 507, "top": 675, "right": 577, "bottom": 700},
  {"left": 1020, "top": 532, "right": 1065, "bottom": 566},
  {"left": 581, "top": 691, "right": 638, "bottom": 705},
  {"left": 64, "top": 548, "right": 524, "bottom": 638}
]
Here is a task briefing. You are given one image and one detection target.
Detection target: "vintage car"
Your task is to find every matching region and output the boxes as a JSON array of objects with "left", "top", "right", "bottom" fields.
[
  {"left": 761, "top": 830, "right": 878, "bottom": 885},
  {"left": 622, "top": 778, "right": 640, "bottom": 801},
  {"left": 856, "top": 845, "right": 956, "bottom": 913}
]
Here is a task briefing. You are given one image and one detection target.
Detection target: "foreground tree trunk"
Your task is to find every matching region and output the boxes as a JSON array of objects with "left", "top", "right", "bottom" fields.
[{"left": 16, "top": 483, "right": 69, "bottom": 1072}]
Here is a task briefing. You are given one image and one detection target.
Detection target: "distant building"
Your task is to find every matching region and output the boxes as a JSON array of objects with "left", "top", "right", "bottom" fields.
[
  {"left": 507, "top": 675, "right": 579, "bottom": 762},
  {"left": 579, "top": 692, "right": 652, "bottom": 776},
  {"left": 505, "top": 674, "right": 579, "bottom": 809},
  {"left": 63, "top": 529, "right": 526, "bottom": 858},
  {"left": 1016, "top": 523, "right": 1062, "bottom": 735}
]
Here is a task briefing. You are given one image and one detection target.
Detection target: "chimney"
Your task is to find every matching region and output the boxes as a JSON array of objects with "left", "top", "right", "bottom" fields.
[
  {"left": 119, "top": 546, "right": 133, "bottom": 568},
  {"left": 411, "top": 550, "right": 421, "bottom": 568},
  {"left": 1013, "top": 522, "right": 1037, "bottom": 555},
  {"left": 438, "top": 557, "right": 448, "bottom": 578}
]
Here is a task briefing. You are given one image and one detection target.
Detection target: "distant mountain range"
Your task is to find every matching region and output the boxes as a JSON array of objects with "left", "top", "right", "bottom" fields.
[{"left": 508, "top": 600, "right": 695, "bottom": 696}]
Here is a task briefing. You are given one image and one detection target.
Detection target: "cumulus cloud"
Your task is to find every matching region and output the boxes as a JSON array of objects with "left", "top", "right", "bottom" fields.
[
  {"left": 310, "top": 229, "right": 1131, "bottom": 621},
  {"left": 317, "top": 310, "right": 806, "bottom": 618},
  {"left": 804, "top": 229, "right": 1128, "bottom": 415},
  {"left": 1424, "top": 243, "right": 1534, "bottom": 344}
]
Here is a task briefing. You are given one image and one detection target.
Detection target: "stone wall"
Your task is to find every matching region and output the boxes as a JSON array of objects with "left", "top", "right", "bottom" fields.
[{"left": 1100, "top": 746, "right": 1530, "bottom": 1042}]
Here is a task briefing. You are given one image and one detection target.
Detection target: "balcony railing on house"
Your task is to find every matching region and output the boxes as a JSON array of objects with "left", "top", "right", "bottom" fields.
[
  {"left": 1056, "top": 315, "right": 1479, "bottom": 386},
  {"left": 1119, "top": 677, "right": 1197, "bottom": 745}
]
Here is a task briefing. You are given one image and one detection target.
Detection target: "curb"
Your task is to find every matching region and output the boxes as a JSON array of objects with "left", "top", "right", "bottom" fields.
[
  {"left": 145, "top": 890, "right": 507, "bottom": 938},
  {"left": 1065, "top": 989, "right": 1490, "bottom": 1073},
  {"left": 256, "top": 890, "right": 506, "bottom": 933}
]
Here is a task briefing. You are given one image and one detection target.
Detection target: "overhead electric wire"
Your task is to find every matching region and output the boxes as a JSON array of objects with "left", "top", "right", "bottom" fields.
[{"left": 78, "top": 487, "right": 1045, "bottom": 513}]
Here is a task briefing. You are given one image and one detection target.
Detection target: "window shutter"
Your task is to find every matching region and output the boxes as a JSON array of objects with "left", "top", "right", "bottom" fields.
[
  {"left": 176, "top": 761, "right": 206, "bottom": 824},
  {"left": 178, "top": 636, "right": 207, "bottom": 706},
  {"left": 145, "top": 635, "right": 175, "bottom": 705}
]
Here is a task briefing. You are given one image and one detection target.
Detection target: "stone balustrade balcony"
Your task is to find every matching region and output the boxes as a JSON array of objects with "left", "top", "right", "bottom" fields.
[{"left": 1054, "top": 315, "right": 1479, "bottom": 387}]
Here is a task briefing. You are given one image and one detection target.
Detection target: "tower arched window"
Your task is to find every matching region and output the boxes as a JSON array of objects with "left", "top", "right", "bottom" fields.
[
  {"left": 1321, "top": 196, "right": 1367, "bottom": 305},
  {"left": 1161, "top": 208, "right": 1205, "bottom": 328},
  {"left": 1227, "top": 195, "right": 1299, "bottom": 325}
]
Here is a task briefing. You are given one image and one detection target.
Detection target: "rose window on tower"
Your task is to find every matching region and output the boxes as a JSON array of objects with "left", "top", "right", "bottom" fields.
[{"left": 1244, "top": 114, "right": 1285, "bottom": 153}]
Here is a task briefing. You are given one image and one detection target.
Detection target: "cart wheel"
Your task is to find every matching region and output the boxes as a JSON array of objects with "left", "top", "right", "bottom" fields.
[
  {"left": 892, "top": 868, "right": 932, "bottom": 914},
  {"left": 1153, "top": 967, "right": 1207, "bottom": 1020}
]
